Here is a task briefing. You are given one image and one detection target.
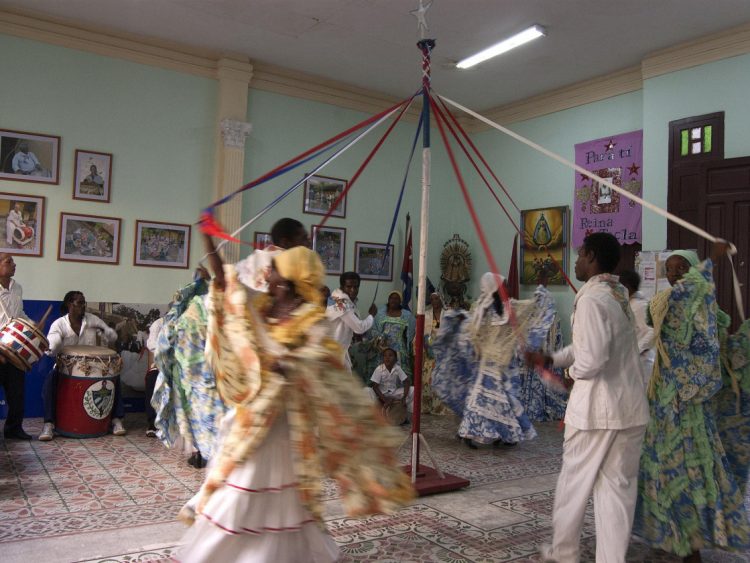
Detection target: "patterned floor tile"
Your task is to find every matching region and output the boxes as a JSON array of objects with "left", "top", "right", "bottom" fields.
[{"left": 3, "top": 415, "right": 750, "bottom": 563}]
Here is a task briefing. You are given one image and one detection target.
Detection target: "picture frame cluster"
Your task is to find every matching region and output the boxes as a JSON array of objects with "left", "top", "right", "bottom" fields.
[
  {"left": 304, "top": 173, "right": 393, "bottom": 281},
  {"left": 0, "top": 127, "right": 191, "bottom": 269}
]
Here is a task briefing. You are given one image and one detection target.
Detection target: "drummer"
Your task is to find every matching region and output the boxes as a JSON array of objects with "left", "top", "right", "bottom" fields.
[
  {"left": 0, "top": 253, "right": 33, "bottom": 440},
  {"left": 38, "top": 291, "right": 121, "bottom": 441}
]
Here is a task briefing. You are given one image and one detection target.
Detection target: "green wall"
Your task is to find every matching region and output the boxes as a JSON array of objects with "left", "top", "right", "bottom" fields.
[
  {"left": 471, "top": 91, "right": 644, "bottom": 335},
  {"left": 242, "top": 89, "right": 460, "bottom": 312},
  {"left": 0, "top": 33, "right": 216, "bottom": 304},
  {"left": 4, "top": 28, "right": 749, "bottom": 337},
  {"left": 642, "top": 51, "right": 750, "bottom": 250}
]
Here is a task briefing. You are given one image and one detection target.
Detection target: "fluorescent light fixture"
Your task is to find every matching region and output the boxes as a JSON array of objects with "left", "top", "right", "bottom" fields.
[{"left": 456, "top": 24, "right": 546, "bottom": 69}]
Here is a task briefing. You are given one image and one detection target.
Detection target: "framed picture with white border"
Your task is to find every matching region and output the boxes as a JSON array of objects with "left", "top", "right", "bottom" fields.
[
  {"left": 58, "top": 212, "right": 121, "bottom": 265},
  {"left": 312, "top": 225, "right": 345, "bottom": 275},
  {"left": 354, "top": 241, "right": 393, "bottom": 281},
  {"left": 134, "top": 220, "right": 191, "bottom": 269},
  {"left": 73, "top": 149, "right": 113, "bottom": 202}
]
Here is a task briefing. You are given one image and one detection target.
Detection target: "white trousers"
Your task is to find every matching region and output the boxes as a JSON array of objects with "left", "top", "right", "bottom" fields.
[
  {"left": 549, "top": 424, "right": 646, "bottom": 563},
  {"left": 365, "top": 387, "right": 414, "bottom": 415}
]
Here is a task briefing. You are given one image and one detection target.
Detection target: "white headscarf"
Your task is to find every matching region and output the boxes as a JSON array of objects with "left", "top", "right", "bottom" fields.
[{"left": 468, "top": 272, "right": 506, "bottom": 336}]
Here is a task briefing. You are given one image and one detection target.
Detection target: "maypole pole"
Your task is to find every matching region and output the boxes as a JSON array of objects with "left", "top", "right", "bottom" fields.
[
  {"left": 407, "top": 0, "right": 469, "bottom": 494},
  {"left": 411, "top": 35, "right": 434, "bottom": 482}
]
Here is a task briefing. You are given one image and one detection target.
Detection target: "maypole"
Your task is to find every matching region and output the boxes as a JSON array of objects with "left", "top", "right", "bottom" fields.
[
  {"left": 408, "top": 0, "right": 469, "bottom": 494},
  {"left": 411, "top": 36, "right": 434, "bottom": 482}
]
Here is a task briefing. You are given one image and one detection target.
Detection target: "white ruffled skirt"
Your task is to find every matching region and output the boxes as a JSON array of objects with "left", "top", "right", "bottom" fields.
[{"left": 176, "top": 414, "right": 340, "bottom": 563}]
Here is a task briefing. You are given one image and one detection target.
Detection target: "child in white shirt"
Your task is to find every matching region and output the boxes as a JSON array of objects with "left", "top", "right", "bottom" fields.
[{"left": 366, "top": 348, "right": 414, "bottom": 417}]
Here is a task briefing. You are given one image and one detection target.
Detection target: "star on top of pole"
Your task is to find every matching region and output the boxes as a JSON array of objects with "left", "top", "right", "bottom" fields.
[{"left": 410, "top": 0, "right": 433, "bottom": 39}]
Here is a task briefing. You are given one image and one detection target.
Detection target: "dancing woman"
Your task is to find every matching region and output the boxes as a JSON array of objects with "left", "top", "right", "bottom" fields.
[
  {"left": 419, "top": 292, "right": 451, "bottom": 415},
  {"left": 633, "top": 243, "right": 750, "bottom": 561},
  {"left": 177, "top": 237, "right": 413, "bottom": 562},
  {"left": 432, "top": 272, "right": 553, "bottom": 447}
]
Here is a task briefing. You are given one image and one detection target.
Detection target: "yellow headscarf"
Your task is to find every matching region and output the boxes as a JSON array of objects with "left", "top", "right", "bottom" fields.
[{"left": 273, "top": 246, "right": 325, "bottom": 306}]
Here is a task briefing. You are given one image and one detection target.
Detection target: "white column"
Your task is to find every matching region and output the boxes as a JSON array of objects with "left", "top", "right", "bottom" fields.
[{"left": 212, "top": 58, "right": 253, "bottom": 263}]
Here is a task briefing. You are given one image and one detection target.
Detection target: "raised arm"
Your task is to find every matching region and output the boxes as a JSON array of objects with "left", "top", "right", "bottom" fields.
[{"left": 202, "top": 233, "right": 225, "bottom": 291}]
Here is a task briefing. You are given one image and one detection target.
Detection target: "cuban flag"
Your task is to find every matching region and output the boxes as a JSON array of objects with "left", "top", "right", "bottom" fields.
[{"left": 401, "top": 213, "right": 414, "bottom": 311}]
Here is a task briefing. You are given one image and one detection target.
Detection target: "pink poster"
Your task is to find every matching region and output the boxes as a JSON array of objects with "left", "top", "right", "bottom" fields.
[{"left": 573, "top": 130, "right": 643, "bottom": 247}]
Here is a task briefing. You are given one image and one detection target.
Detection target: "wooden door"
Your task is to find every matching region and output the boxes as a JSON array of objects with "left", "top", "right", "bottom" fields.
[{"left": 668, "top": 157, "right": 750, "bottom": 327}]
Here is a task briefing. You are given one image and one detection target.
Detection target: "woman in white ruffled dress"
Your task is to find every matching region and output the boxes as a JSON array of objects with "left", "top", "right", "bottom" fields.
[{"left": 176, "top": 238, "right": 413, "bottom": 563}]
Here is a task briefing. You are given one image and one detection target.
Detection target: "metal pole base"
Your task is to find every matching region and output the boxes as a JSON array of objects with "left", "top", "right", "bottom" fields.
[{"left": 400, "top": 431, "right": 470, "bottom": 496}]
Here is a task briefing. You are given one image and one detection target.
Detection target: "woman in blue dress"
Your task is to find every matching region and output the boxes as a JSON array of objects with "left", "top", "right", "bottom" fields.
[
  {"left": 633, "top": 244, "right": 750, "bottom": 561},
  {"left": 432, "top": 272, "right": 557, "bottom": 447}
]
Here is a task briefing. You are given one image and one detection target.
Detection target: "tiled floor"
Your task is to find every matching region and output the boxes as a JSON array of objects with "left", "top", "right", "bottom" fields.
[{"left": 1, "top": 415, "right": 748, "bottom": 562}]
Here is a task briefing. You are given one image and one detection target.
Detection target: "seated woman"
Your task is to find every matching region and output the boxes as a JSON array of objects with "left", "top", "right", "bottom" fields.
[
  {"left": 177, "top": 237, "right": 413, "bottom": 562},
  {"left": 38, "top": 291, "right": 122, "bottom": 441},
  {"left": 372, "top": 290, "right": 416, "bottom": 378}
]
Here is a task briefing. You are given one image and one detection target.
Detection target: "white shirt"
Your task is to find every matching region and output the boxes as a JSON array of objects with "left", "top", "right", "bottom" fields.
[
  {"left": 234, "top": 246, "right": 283, "bottom": 292},
  {"left": 325, "top": 289, "right": 373, "bottom": 369},
  {"left": 552, "top": 274, "right": 649, "bottom": 430},
  {"left": 146, "top": 317, "right": 164, "bottom": 354},
  {"left": 0, "top": 279, "right": 27, "bottom": 325},
  {"left": 629, "top": 291, "right": 654, "bottom": 355},
  {"left": 12, "top": 151, "right": 40, "bottom": 174},
  {"left": 370, "top": 363, "right": 408, "bottom": 396},
  {"left": 7, "top": 209, "right": 23, "bottom": 229},
  {"left": 47, "top": 312, "right": 118, "bottom": 356}
]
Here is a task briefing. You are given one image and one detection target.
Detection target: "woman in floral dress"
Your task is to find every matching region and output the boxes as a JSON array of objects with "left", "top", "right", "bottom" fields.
[
  {"left": 420, "top": 292, "right": 451, "bottom": 415},
  {"left": 633, "top": 244, "right": 750, "bottom": 561},
  {"left": 177, "top": 240, "right": 413, "bottom": 562}
]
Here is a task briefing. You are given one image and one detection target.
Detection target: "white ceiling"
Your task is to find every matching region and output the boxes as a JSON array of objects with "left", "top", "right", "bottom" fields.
[{"left": 3, "top": 0, "right": 750, "bottom": 110}]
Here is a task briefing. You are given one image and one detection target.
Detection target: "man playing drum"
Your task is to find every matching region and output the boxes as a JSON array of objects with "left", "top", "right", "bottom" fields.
[
  {"left": 39, "top": 291, "right": 121, "bottom": 441},
  {"left": 0, "top": 253, "right": 32, "bottom": 440}
]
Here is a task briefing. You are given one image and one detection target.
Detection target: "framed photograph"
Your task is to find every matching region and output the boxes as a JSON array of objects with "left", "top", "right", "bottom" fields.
[
  {"left": 134, "top": 220, "right": 191, "bottom": 269},
  {"left": 0, "top": 129, "right": 60, "bottom": 185},
  {"left": 254, "top": 231, "right": 273, "bottom": 250},
  {"left": 354, "top": 241, "right": 393, "bottom": 281},
  {"left": 520, "top": 205, "right": 569, "bottom": 285},
  {"left": 73, "top": 150, "right": 112, "bottom": 202},
  {"left": 303, "top": 174, "right": 347, "bottom": 218},
  {"left": 58, "top": 212, "right": 121, "bottom": 265},
  {"left": 0, "top": 192, "right": 45, "bottom": 256},
  {"left": 312, "top": 225, "right": 345, "bottom": 275}
]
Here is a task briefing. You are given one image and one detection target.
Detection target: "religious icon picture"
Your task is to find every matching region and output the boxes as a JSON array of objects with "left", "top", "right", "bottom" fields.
[
  {"left": 254, "top": 231, "right": 273, "bottom": 250},
  {"left": 0, "top": 128, "right": 60, "bottom": 185},
  {"left": 354, "top": 241, "right": 393, "bottom": 281},
  {"left": 73, "top": 150, "right": 113, "bottom": 202},
  {"left": 0, "top": 192, "right": 45, "bottom": 256},
  {"left": 58, "top": 212, "right": 121, "bottom": 265},
  {"left": 134, "top": 220, "right": 191, "bottom": 269},
  {"left": 520, "top": 206, "right": 569, "bottom": 285},
  {"left": 303, "top": 174, "right": 347, "bottom": 218},
  {"left": 312, "top": 225, "right": 345, "bottom": 275}
]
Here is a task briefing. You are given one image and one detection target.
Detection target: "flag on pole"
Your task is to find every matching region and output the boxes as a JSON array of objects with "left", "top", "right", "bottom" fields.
[
  {"left": 401, "top": 213, "right": 414, "bottom": 311},
  {"left": 507, "top": 233, "right": 520, "bottom": 299}
]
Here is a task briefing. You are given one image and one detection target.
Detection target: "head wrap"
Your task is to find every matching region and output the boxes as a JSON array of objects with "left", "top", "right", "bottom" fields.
[
  {"left": 667, "top": 249, "right": 699, "bottom": 268},
  {"left": 387, "top": 290, "right": 403, "bottom": 301},
  {"left": 273, "top": 247, "right": 325, "bottom": 305},
  {"left": 468, "top": 272, "right": 506, "bottom": 336}
]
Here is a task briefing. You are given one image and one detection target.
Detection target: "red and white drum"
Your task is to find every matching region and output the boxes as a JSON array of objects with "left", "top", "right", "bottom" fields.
[
  {"left": 0, "top": 317, "right": 48, "bottom": 371},
  {"left": 55, "top": 345, "right": 123, "bottom": 438}
]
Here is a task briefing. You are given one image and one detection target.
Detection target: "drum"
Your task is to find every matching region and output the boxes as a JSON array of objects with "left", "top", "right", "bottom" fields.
[
  {"left": 55, "top": 345, "right": 123, "bottom": 438},
  {"left": 383, "top": 401, "right": 407, "bottom": 426},
  {"left": 0, "top": 317, "right": 48, "bottom": 371}
]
